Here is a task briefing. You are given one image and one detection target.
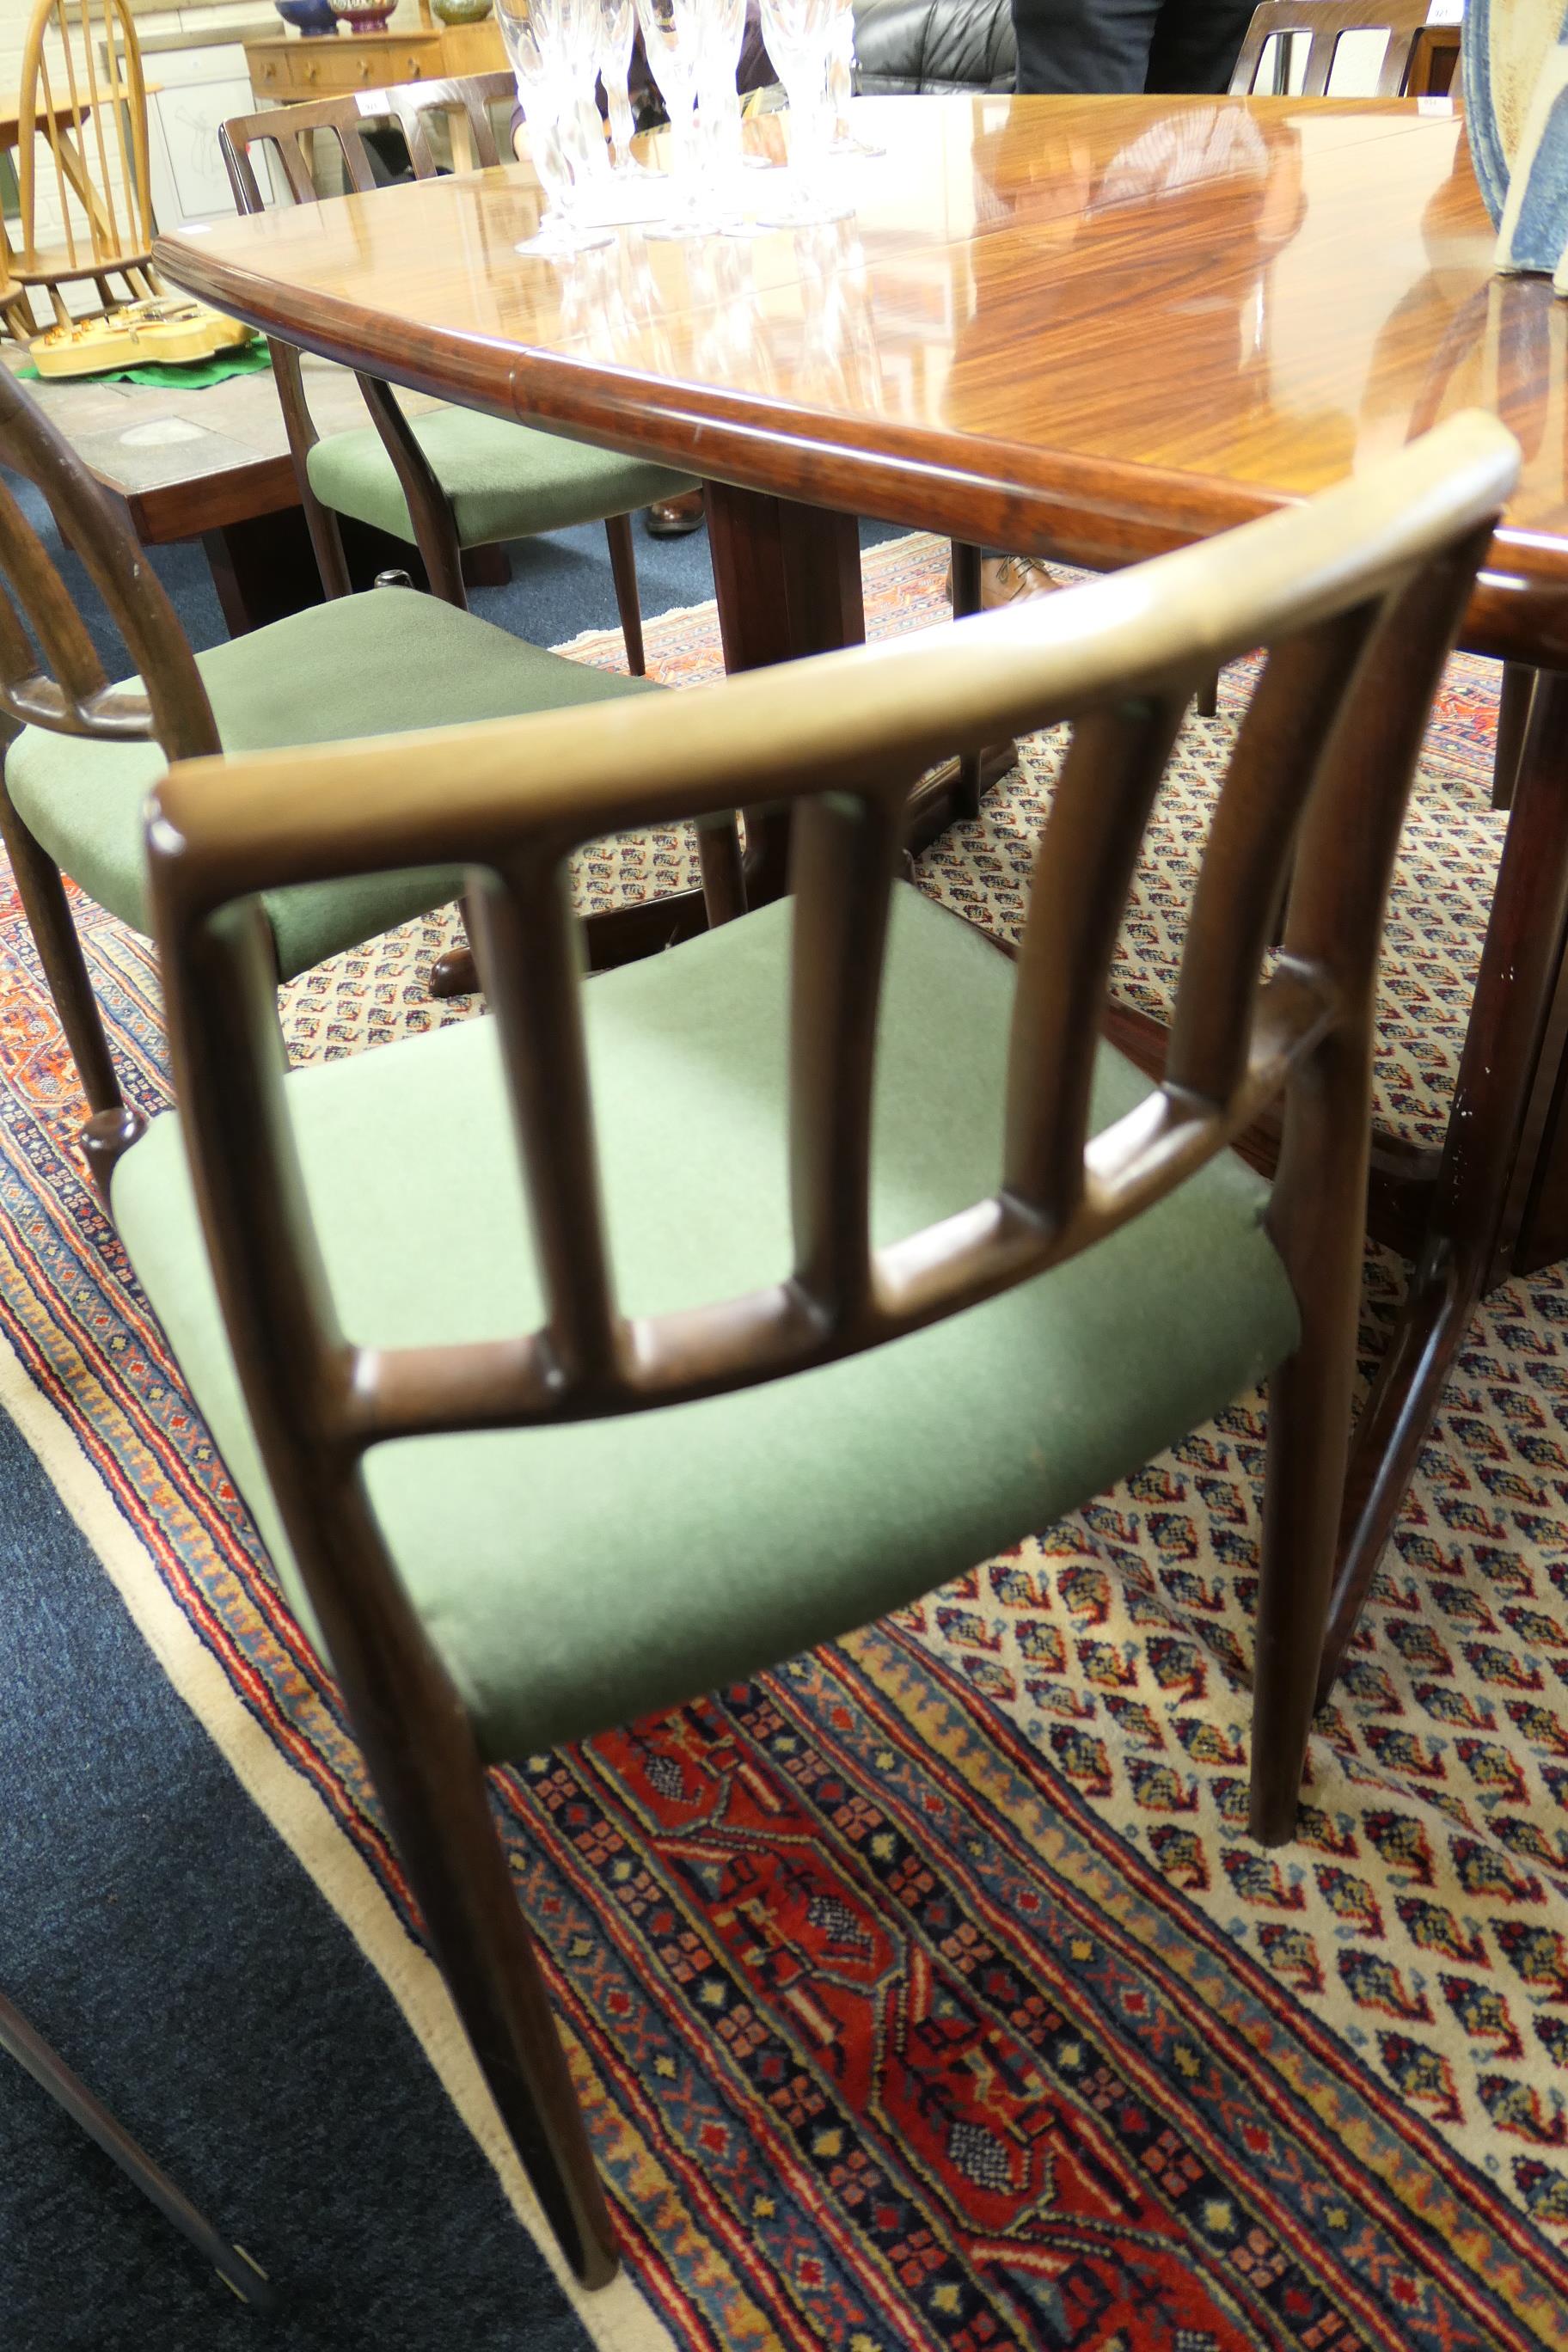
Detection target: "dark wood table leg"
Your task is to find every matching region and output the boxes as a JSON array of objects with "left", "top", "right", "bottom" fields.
[
  {"left": 706, "top": 480, "right": 867, "bottom": 905},
  {"left": 202, "top": 510, "right": 511, "bottom": 640},
  {"left": 1321, "top": 665, "right": 1568, "bottom": 1697},
  {"left": 200, "top": 505, "right": 326, "bottom": 636},
  {"left": 432, "top": 485, "right": 866, "bottom": 1001}
]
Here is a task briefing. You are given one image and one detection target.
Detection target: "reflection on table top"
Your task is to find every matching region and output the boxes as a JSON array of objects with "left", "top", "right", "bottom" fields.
[{"left": 153, "top": 93, "right": 1568, "bottom": 589}]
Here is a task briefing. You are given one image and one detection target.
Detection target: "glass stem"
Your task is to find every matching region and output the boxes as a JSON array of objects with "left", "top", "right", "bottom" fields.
[
  {"left": 604, "top": 61, "right": 637, "bottom": 168},
  {"left": 828, "top": 42, "right": 850, "bottom": 138}
]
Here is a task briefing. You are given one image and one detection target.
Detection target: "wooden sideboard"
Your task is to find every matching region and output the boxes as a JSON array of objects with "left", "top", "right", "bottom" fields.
[{"left": 243, "top": 14, "right": 505, "bottom": 104}]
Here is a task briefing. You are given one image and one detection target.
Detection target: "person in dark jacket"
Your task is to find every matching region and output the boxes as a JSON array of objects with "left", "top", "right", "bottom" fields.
[{"left": 1009, "top": 0, "right": 1255, "bottom": 99}]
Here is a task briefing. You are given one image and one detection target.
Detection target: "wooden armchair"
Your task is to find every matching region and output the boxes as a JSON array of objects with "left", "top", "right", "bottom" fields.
[
  {"left": 0, "top": 364, "right": 665, "bottom": 1171},
  {"left": 106, "top": 413, "right": 1515, "bottom": 2282},
  {"left": 219, "top": 79, "right": 696, "bottom": 666},
  {"left": 15, "top": 0, "right": 158, "bottom": 325},
  {"left": 1229, "top": 0, "right": 1450, "bottom": 97}
]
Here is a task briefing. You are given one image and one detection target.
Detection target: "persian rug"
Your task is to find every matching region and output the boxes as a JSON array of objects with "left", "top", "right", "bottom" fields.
[{"left": 3, "top": 531, "right": 1567, "bottom": 2349}]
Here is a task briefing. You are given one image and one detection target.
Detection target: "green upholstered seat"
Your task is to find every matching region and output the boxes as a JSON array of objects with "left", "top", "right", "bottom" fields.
[
  {"left": 111, "top": 885, "right": 1302, "bottom": 1767},
  {"left": 5, "top": 589, "right": 656, "bottom": 983},
  {"left": 304, "top": 406, "right": 696, "bottom": 550}
]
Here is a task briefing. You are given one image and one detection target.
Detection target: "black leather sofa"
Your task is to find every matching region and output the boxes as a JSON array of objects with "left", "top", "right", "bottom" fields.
[{"left": 852, "top": 0, "right": 1017, "bottom": 95}]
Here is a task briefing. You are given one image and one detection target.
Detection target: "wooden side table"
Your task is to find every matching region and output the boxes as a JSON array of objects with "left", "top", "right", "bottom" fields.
[{"left": 242, "top": 15, "right": 506, "bottom": 108}]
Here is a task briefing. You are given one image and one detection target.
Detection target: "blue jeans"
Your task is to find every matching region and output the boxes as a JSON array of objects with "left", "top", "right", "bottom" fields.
[{"left": 1009, "top": 0, "right": 1256, "bottom": 95}]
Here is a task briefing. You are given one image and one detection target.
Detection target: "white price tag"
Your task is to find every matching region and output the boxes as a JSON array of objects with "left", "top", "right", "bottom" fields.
[{"left": 1426, "top": 0, "right": 1464, "bottom": 25}]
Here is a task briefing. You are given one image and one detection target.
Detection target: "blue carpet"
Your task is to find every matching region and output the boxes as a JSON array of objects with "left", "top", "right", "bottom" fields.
[{"left": 0, "top": 1396, "right": 595, "bottom": 2349}]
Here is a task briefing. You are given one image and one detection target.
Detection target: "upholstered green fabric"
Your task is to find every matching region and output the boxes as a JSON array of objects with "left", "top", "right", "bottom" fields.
[
  {"left": 304, "top": 406, "right": 695, "bottom": 548},
  {"left": 4, "top": 590, "right": 655, "bottom": 982},
  {"left": 112, "top": 886, "right": 1302, "bottom": 1766}
]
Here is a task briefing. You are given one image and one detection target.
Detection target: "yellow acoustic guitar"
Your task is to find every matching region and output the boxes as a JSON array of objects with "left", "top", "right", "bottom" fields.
[{"left": 29, "top": 297, "right": 254, "bottom": 379}]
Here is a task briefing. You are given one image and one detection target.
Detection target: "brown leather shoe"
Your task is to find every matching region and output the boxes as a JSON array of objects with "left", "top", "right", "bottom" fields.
[
  {"left": 981, "top": 554, "right": 1057, "bottom": 609},
  {"left": 646, "top": 489, "right": 706, "bottom": 538}
]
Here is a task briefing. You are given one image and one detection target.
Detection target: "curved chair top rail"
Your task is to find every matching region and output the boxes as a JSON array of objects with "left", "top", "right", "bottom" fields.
[
  {"left": 16, "top": 0, "right": 155, "bottom": 278},
  {"left": 1229, "top": 0, "right": 1436, "bottom": 97},
  {"left": 146, "top": 412, "right": 1516, "bottom": 1467},
  {"left": 220, "top": 72, "right": 518, "bottom": 215},
  {"left": 0, "top": 365, "right": 217, "bottom": 754}
]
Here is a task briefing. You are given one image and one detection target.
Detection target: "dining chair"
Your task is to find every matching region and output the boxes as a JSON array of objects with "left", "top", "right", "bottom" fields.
[
  {"left": 0, "top": 364, "right": 664, "bottom": 1177},
  {"left": 219, "top": 78, "right": 697, "bottom": 669},
  {"left": 111, "top": 410, "right": 1514, "bottom": 2287},
  {"left": 1229, "top": 0, "right": 1443, "bottom": 99},
  {"left": 15, "top": 0, "right": 159, "bottom": 327}
]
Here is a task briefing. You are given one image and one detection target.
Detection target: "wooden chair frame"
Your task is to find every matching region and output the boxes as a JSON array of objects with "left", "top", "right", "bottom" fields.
[
  {"left": 0, "top": 362, "right": 218, "bottom": 1173},
  {"left": 138, "top": 413, "right": 1515, "bottom": 2287},
  {"left": 218, "top": 78, "right": 648, "bottom": 668},
  {"left": 16, "top": 0, "right": 160, "bottom": 322},
  {"left": 1230, "top": 0, "right": 1440, "bottom": 98}
]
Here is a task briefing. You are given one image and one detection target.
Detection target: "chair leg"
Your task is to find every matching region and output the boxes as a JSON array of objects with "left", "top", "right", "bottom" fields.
[
  {"left": 1491, "top": 661, "right": 1537, "bottom": 812},
  {"left": 303, "top": 494, "right": 354, "bottom": 603},
  {"left": 1195, "top": 670, "right": 1221, "bottom": 719},
  {"left": 1248, "top": 1030, "right": 1369, "bottom": 1847},
  {"left": 950, "top": 540, "right": 982, "bottom": 619},
  {"left": 394, "top": 1768, "right": 617, "bottom": 2286},
  {"left": 604, "top": 513, "right": 646, "bottom": 677},
  {"left": 321, "top": 1627, "right": 619, "bottom": 2287},
  {"left": 418, "top": 517, "right": 469, "bottom": 609},
  {"left": 0, "top": 775, "right": 124, "bottom": 1118},
  {"left": 950, "top": 543, "right": 984, "bottom": 818}
]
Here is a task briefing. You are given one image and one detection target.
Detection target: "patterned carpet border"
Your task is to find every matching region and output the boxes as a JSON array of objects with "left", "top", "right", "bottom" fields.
[{"left": 0, "top": 532, "right": 1565, "bottom": 2346}]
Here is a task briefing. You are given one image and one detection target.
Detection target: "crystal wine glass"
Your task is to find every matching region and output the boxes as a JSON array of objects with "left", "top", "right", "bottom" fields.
[
  {"left": 756, "top": 0, "right": 850, "bottom": 225},
  {"left": 634, "top": 0, "right": 719, "bottom": 237},
  {"left": 597, "top": 0, "right": 658, "bottom": 174},
  {"left": 697, "top": 0, "right": 750, "bottom": 215},
  {"left": 825, "top": 0, "right": 882, "bottom": 157},
  {"left": 499, "top": 0, "right": 613, "bottom": 254}
]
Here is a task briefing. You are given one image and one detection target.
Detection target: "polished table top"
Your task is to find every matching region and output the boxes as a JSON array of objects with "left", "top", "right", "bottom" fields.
[{"left": 156, "top": 93, "right": 1568, "bottom": 640}]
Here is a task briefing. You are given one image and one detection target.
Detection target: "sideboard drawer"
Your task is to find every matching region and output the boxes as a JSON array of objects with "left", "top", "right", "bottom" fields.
[{"left": 244, "top": 34, "right": 446, "bottom": 101}]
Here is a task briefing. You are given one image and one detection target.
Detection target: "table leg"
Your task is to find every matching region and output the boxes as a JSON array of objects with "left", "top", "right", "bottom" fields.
[
  {"left": 432, "top": 481, "right": 861, "bottom": 1001},
  {"left": 1322, "top": 665, "right": 1568, "bottom": 1696},
  {"left": 706, "top": 481, "right": 867, "bottom": 902},
  {"left": 201, "top": 506, "right": 326, "bottom": 635}
]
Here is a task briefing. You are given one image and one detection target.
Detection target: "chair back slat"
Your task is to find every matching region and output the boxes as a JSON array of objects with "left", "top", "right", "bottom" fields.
[
  {"left": 1002, "top": 691, "right": 1190, "bottom": 1230},
  {"left": 0, "top": 472, "right": 109, "bottom": 710},
  {"left": 474, "top": 858, "right": 623, "bottom": 1396},
  {"left": 383, "top": 75, "right": 510, "bottom": 175},
  {"left": 0, "top": 368, "right": 216, "bottom": 756},
  {"left": 77, "top": 0, "right": 121, "bottom": 256},
  {"left": 787, "top": 790, "right": 906, "bottom": 1325},
  {"left": 144, "top": 416, "right": 1518, "bottom": 1467},
  {"left": 17, "top": 0, "right": 155, "bottom": 282},
  {"left": 1228, "top": 0, "right": 1430, "bottom": 98},
  {"left": 222, "top": 73, "right": 518, "bottom": 219},
  {"left": 1164, "top": 610, "right": 1374, "bottom": 1106}
]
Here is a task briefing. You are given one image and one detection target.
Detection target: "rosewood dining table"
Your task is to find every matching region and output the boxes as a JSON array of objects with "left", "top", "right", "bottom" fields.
[{"left": 156, "top": 90, "right": 1568, "bottom": 1687}]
